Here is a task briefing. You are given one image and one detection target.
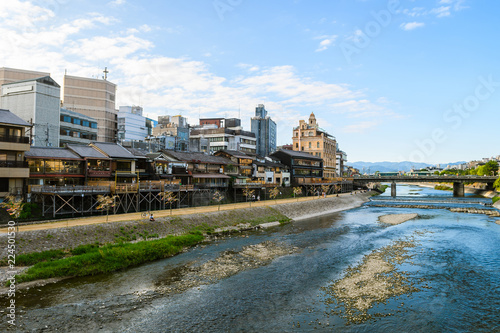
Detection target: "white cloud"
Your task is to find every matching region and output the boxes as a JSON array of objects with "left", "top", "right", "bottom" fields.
[
  {"left": 314, "top": 35, "right": 337, "bottom": 52},
  {"left": 109, "top": 0, "right": 126, "bottom": 6},
  {"left": 400, "top": 22, "right": 426, "bottom": 31}
]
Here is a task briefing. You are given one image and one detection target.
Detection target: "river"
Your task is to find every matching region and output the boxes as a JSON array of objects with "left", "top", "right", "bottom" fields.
[{"left": 8, "top": 184, "right": 500, "bottom": 332}]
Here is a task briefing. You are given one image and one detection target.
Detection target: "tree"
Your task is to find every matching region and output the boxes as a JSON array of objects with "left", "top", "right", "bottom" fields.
[
  {"left": 158, "top": 191, "right": 178, "bottom": 215},
  {"left": 0, "top": 195, "right": 25, "bottom": 219},
  {"left": 320, "top": 185, "right": 330, "bottom": 198},
  {"left": 242, "top": 187, "right": 255, "bottom": 206},
  {"left": 96, "top": 195, "right": 118, "bottom": 222},
  {"left": 269, "top": 187, "right": 280, "bottom": 203},
  {"left": 494, "top": 176, "right": 500, "bottom": 191},
  {"left": 293, "top": 187, "right": 302, "bottom": 201},
  {"left": 212, "top": 191, "right": 224, "bottom": 211},
  {"left": 484, "top": 160, "right": 499, "bottom": 176}
]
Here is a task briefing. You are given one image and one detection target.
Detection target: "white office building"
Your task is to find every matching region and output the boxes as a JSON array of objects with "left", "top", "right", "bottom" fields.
[{"left": 117, "top": 106, "right": 148, "bottom": 143}]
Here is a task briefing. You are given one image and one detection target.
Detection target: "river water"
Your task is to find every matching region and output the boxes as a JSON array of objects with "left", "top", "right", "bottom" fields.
[{"left": 11, "top": 184, "right": 500, "bottom": 332}]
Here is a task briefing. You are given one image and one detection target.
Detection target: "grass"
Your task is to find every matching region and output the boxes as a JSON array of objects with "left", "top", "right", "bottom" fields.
[
  {"left": 493, "top": 196, "right": 499, "bottom": 204},
  {"left": 12, "top": 231, "right": 204, "bottom": 285},
  {"left": 0, "top": 249, "right": 67, "bottom": 266}
]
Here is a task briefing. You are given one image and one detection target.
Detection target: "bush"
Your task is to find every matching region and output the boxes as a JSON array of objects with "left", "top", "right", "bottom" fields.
[
  {"left": 18, "top": 203, "right": 40, "bottom": 220},
  {"left": 493, "top": 196, "right": 500, "bottom": 204}
]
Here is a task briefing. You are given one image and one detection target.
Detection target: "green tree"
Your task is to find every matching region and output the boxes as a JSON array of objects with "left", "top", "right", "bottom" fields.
[
  {"left": 484, "top": 160, "right": 499, "bottom": 176},
  {"left": 494, "top": 176, "right": 500, "bottom": 190}
]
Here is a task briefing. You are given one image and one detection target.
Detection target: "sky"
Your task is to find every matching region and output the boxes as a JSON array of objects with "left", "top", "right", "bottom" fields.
[{"left": 1, "top": 0, "right": 499, "bottom": 164}]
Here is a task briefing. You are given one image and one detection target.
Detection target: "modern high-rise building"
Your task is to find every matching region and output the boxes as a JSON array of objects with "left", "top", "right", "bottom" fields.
[
  {"left": 292, "top": 112, "right": 337, "bottom": 178},
  {"left": 251, "top": 104, "right": 276, "bottom": 157},
  {"left": 117, "top": 106, "right": 148, "bottom": 143},
  {"left": 62, "top": 75, "right": 117, "bottom": 143},
  {"left": 1, "top": 76, "right": 61, "bottom": 147}
]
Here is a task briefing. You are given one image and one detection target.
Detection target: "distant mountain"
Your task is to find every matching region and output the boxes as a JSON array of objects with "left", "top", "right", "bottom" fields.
[
  {"left": 349, "top": 161, "right": 431, "bottom": 173},
  {"left": 349, "top": 161, "right": 468, "bottom": 174}
]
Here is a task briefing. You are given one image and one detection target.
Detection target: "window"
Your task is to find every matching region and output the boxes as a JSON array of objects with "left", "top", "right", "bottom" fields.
[
  {"left": 317, "top": 142, "right": 320, "bottom": 148},
  {"left": 63, "top": 116, "right": 72, "bottom": 123},
  {"left": 73, "top": 118, "right": 81, "bottom": 125},
  {"left": 91, "top": 122, "right": 97, "bottom": 129},
  {"left": 295, "top": 143, "right": 298, "bottom": 148},
  {"left": 301, "top": 147, "right": 304, "bottom": 151},
  {"left": 82, "top": 120, "right": 90, "bottom": 127},
  {"left": 309, "top": 142, "right": 312, "bottom": 148}
]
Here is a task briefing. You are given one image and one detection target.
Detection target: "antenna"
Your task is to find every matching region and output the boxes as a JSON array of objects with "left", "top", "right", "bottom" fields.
[{"left": 103, "top": 67, "right": 109, "bottom": 80}]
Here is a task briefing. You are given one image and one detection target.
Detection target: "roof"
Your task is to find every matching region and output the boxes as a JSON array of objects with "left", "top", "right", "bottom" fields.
[
  {"left": 66, "top": 144, "right": 108, "bottom": 159},
  {"left": 91, "top": 142, "right": 136, "bottom": 159},
  {"left": 192, "top": 173, "right": 231, "bottom": 179},
  {"left": 271, "top": 149, "right": 323, "bottom": 160},
  {"left": 162, "top": 150, "right": 232, "bottom": 165},
  {"left": 26, "top": 147, "right": 82, "bottom": 159},
  {"left": 217, "top": 150, "right": 254, "bottom": 159},
  {"left": 125, "top": 147, "right": 148, "bottom": 159},
  {"left": 0, "top": 109, "right": 31, "bottom": 127}
]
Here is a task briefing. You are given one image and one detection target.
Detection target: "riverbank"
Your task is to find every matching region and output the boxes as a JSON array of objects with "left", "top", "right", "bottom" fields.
[{"left": 0, "top": 192, "right": 371, "bottom": 289}]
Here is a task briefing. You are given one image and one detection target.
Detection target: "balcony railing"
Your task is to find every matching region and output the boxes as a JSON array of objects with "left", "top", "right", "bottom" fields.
[
  {"left": 0, "top": 134, "right": 30, "bottom": 144},
  {"left": 0, "top": 161, "right": 28, "bottom": 168}
]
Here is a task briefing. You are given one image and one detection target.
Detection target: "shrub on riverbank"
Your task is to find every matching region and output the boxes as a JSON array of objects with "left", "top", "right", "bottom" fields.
[
  {"left": 12, "top": 231, "right": 204, "bottom": 285},
  {"left": 435, "top": 185, "right": 453, "bottom": 191},
  {"left": 493, "top": 196, "right": 499, "bottom": 204}
]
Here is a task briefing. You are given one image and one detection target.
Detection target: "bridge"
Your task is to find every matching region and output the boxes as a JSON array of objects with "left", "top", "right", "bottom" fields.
[{"left": 353, "top": 175, "right": 498, "bottom": 197}]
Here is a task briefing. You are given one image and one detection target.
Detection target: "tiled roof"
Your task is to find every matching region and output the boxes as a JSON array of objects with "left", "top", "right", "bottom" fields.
[
  {"left": 26, "top": 147, "right": 82, "bottom": 159},
  {"left": 125, "top": 147, "right": 148, "bottom": 159},
  {"left": 66, "top": 144, "right": 108, "bottom": 159},
  {"left": 0, "top": 109, "right": 31, "bottom": 127},
  {"left": 91, "top": 142, "right": 136, "bottom": 159},
  {"left": 162, "top": 150, "right": 232, "bottom": 164},
  {"left": 272, "top": 149, "right": 322, "bottom": 160}
]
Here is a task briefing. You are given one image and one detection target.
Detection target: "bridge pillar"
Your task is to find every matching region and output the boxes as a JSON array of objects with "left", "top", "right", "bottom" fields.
[
  {"left": 391, "top": 181, "right": 396, "bottom": 197},
  {"left": 485, "top": 183, "right": 494, "bottom": 191},
  {"left": 453, "top": 182, "right": 464, "bottom": 197}
]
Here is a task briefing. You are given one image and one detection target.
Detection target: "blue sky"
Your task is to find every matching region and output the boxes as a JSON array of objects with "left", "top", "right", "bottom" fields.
[{"left": 1, "top": 0, "right": 498, "bottom": 164}]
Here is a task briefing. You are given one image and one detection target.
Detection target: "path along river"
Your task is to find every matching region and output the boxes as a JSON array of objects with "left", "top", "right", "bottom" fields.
[{"left": 6, "top": 184, "right": 500, "bottom": 332}]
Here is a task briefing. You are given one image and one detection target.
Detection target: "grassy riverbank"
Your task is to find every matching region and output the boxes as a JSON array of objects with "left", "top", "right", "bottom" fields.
[{"left": 10, "top": 231, "right": 204, "bottom": 285}]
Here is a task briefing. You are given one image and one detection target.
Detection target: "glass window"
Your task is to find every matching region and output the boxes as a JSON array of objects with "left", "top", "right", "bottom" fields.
[
  {"left": 63, "top": 116, "right": 72, "bottom": 123},
  {"left": 317, "top": 142, "right": 320, "bottom": 148},
  {"left": 91, "top": 122, "right": 97, "bottom": 129},
  {"left": 73, "top": 118, "right": 81, "bottom": 125},
  {"left": 82, "top": 120, "right": 90, "bottom": 127}
]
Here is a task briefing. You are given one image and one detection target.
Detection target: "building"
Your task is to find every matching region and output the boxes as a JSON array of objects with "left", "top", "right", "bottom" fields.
[
  {"left": 26, "top": 147, "right": 84, "bottom": 186},
  {"left": 336, "top": 150, "right": 347, "bottom": 177},
  {"left": 270, "top": 149, "right": 323, "bottom": 184},
  {"left": 152, "top": 115, "right": 189, "bottom": 151},
  {"left": 117, "top": 106, "right": 148, "bottom": 143},
  {"left": 0, "top": 109, "right": 31, "bottom": 198},
  {"left": 292, "top": 113, "right": 337, "bottom": 178},
  {"left": 1, "top": 76, "right": 61, "bottom": 147},
  {"left": 0, "top": 67, "right": 50, "bottom": 91},
  {"left": 214, "top": 150, "right": 255, "bottom": 177},
  {"left": 251, "top": 104, "right": 276, "bottom": 157},
  {"left": 62, "top": 75, "right": 117, "bottom": 143},
  {"left": 190, "top": 118, "right": 256, "bottom": 154},
  {"left": 59, "top": 108, "right": 98, "bottom": 146},
  {"left": 90, "top": 142, "right": 139, "bottom": 183}
]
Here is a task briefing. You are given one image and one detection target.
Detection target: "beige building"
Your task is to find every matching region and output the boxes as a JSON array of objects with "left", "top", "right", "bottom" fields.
[
  {"left": 0, "top": 67, "right": 50, "bottom": 88},
  {"left": 0, "top": 109, "right": 31, "bottom": 198},
  {"left": 62, "top": 75, "right": 117, "bottom": 143},
  {"left": 292, "top": 113, "right": 337, "bottom": 178}
]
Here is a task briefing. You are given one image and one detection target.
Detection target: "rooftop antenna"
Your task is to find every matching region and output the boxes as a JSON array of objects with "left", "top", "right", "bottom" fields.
[{"left": 103, "top": 67, "right": 109, "bottom": 80}]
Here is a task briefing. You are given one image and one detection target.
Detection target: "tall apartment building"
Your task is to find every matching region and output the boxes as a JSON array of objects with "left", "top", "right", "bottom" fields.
[
  {"left": 117, "top": 106, "right": 148, "bottom": 143},
  {"left": 251, "top": 104, "right": 276, "bottom": 157},
  {"left": 1, "top": 76, "right": 61, "bottom": 147},
  {"left": 292, "top": 112, "right": 337, "bottom": 178},
  {"left": 0, "top": 109, "right": 31, "bottom": 198},
  {"left": 62, "top": 75, "right": 117, "bottom": 143}
]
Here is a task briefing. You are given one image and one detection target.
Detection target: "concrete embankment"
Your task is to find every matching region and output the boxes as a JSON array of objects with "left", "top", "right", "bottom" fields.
[{"left": 0, "top": 192, "right": 371, "bottom": 259}]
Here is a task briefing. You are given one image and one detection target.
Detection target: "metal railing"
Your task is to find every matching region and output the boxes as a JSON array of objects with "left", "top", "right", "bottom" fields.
[
  {"left": 0, "top": 134, "right": 30, "bottom": 144},
  {"left": 0, "top": 161, "right": 28, "bottom": 168},
  {"left": 30, "top": 185, "right": 111, "bottom": 194}
]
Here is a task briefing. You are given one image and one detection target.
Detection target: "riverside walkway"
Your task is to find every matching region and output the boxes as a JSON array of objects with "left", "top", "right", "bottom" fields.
[{"left": 0, "top": 192, "right": 355, "bottom": 234}]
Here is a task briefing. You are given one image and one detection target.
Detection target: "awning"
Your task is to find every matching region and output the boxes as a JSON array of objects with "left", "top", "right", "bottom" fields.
[{"left": 192, "top": 173, "right": 231, "bottom": 179}]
